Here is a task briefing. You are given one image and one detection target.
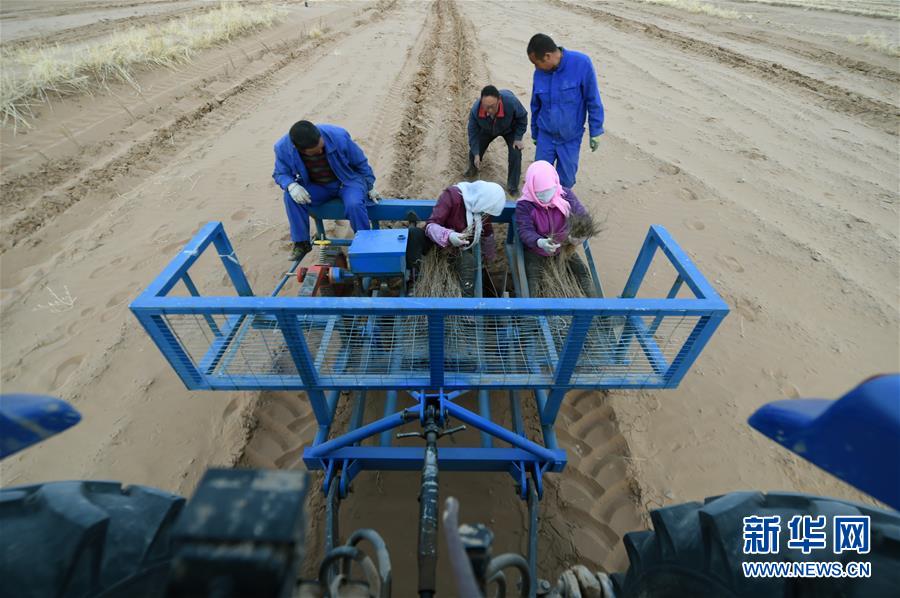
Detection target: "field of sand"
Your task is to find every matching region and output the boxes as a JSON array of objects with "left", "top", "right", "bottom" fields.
[{"left": 1, "top": 0, "right": 898, "bottom": 592}]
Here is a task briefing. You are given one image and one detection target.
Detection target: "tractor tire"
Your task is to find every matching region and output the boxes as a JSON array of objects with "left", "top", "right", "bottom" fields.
[
  {"left": 0, "top": 480, "right": 185, "bottom": 598},
  {"left": 611, "top": 491, "right": 900, "bottom": 598}
]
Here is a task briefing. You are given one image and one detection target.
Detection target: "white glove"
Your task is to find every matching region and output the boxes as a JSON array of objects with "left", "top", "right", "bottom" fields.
[
  {"left": 537, "top": 238, "right": 561, "bottom": 254},
  {"left": 368, "top": 188, "right": 380, "bottom": 203},
  {"left": 288, "top": 182, "right": 310, "bottom": 205},
  {"left": 449, "top": 231, "right": 470, "bottom": 247}
]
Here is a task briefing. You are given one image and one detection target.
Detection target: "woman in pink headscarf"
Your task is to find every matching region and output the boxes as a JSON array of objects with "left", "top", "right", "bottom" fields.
[{"left": 515, "top": 160, "right": 594, "bottom": 296}]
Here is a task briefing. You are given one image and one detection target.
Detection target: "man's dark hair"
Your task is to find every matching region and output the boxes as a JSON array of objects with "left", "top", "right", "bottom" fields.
[
  {"left": 527, "top": 33, "right": 558, "bottom": 58},
  {"left": 289, "top": 120, "right": 320, "bottom": 150},
  {"left": 480, "top": 85, "right": 500, "bottom": 99}
]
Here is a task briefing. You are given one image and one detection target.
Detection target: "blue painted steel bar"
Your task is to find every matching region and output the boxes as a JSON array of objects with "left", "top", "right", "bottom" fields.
[
  {"left": 649, "top": 275, "right": 684, "bottom": 336},
  {"left": 187, "top": 374, "right": 672, "bottom": 391},
  {"left": 350, "top": 391, "right": 367, "bottom": 441},
  {"left": 271, "top": 264, "right": 300, "bottom": 297},
  {"left": 442, "top": 401, "right": 559, "bottom": 463},
  {"left": 620, "top": 229, "right": 658, "bottom": 299},
  {"left": 474, "top": 242, "right": 483, "bottom": 298},
  {"left": 649, "top": 225, "right": 718, "bottom": 299},
  {"left": 303, "top": 447, "right": 567, "bottom": 472},
  {"left": 509, "top": 390, "right": 524, "bottom": 436},
  {"left": 212, "top": 227, "right": 253, "bottom": 297},
  {"left": 197, "top": 314, "right": 243, "bottom": 375},
  {"left": 541, "top": 314, "right": 594, "bottom": 425},
  {"left": 326, "top": 390, "right": 341, "bottom": 416},
  {"left": 206, "top": 314, "right": 250, "bottom": 378},
  {"left": 137, "top": 221, "right": 222, "bottom": 298},
  {"left": 504, "top": 241, "right": 522, "bottom": 298},
  {"left": 275, "top": 314, "right": 330, "bottom": 425},
  {"left": 309, "top": 199, "right": 518, "bottom": 225},
  {"left": 515, "top": 232, "right": 531, "bottom": 298},
  {"left": 665, "top": 313, "right": 727, "bottom": 387},
  {"left": 628, "top": 315, "right": 669, "bottom": 377},
  {"left": 380, "top": 391, "right": 399, "bottom": 447},
  {"left": 180, "top": 273, "right": 221, "bottom": 337},
  {"left": 314, "top": 217, "right": 327, "bottom": 240},
  {"left": 133, "top": 313, "right": 207, "bottom": 388},
  {"left": 315, "top": 425, "right": 329, "bottom": 446},
  {"left": 314, "top": 316, "right": 337, "bottom": 368},
  {"left": 478, "top": 390, "right": 492, "bottom": 448},
  {"left": 305, "top": 405, "right": 421, "bottom": 461},
  {"left": 132, "top": 294, "right": 726, "bottom": 315},
  {"left": 427, "top": 315, "right": 445, "bottom": 388},
  {"left": 581, "top": 241, "right": 605, "bottom": 298},
  {"left": 542, "top": 423, "right": 559, "bottom": 451}
]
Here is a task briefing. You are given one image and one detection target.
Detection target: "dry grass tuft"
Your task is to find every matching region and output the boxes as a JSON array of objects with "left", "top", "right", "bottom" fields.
[
  {"left": 1, "top": 2, "right": 278, "bottom": 129},
  {"left": 847, "top": 31, "right": 900, "bottom": 56},
  {"left": 637, "top": 0, "right": 741, "bottom": 19}
]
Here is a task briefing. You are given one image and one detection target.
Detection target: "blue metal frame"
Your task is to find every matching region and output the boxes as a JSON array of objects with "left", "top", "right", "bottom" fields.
[{"left": 131, "top": 200, "right": 728, "bottom": 501}]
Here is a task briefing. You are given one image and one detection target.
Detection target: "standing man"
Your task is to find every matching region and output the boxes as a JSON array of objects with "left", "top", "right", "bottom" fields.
[
  {"left": 526, "top": 33, "right": 604, "bottom": 188},
  {"left": 273, "top": 121, "right": 380, "bottom": 261},
  {"left": 465, "top": 85, "right": 528, "bottom": 195}
]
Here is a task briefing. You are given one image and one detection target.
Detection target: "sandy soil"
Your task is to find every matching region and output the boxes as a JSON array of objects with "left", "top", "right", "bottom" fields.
[{"left": 1, "top": 0, "right": 897, "bottom": 592}]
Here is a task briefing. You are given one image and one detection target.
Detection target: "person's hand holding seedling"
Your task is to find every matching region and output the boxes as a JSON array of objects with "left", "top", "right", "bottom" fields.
[
  {"left": 537, "top": 237, "right": 561, "bottom": 254},
  {"left": 449, "top": 231, "right": 471, "bottom": 247}
]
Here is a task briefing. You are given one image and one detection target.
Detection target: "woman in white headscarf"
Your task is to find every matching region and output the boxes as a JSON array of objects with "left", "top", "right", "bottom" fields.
[{"left": 412, "top": 180, "right": 506, "bottom": 297}]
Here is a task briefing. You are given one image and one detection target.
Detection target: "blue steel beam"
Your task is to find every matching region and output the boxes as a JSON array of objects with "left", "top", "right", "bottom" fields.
[
  {"left": 649, "top": 225, "right": 719, "bottom": 300},
  {"left": 664, "top": 313, "right": 726, "bottom": 387},
  {"left": 309, "top": 199, "right": 518, "bottom": 225},
  {"left": 132, "top": 295, "right": 728, "bottom": 315},
  {"left": 303, "top": 447, "right": 567, "bottom": 472},
  {"left": 276, "top": 314, "right": 330, "bottom": 425},
  {"left": 135, "top": 221, "right": 222, "bottom": 298},
  {"left": 305, "top": 405, "right": 421, "bottom": 461},
  {"left": 178, "top": 374, "right": 672, "bottom": 391},
  {"left": 442, "top": 401, "right": 559, "bottom": 463},
  {"left": 541, "top": 314, "right": 594, "bottom": 425}
]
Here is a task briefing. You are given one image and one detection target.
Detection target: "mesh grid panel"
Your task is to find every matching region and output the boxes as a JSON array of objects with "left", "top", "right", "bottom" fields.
[{"left": 159, "top": 311, "right": 705, "bottom": 388}]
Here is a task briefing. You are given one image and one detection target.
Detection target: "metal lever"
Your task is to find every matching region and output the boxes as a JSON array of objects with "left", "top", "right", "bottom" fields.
[{"left": 395, "top": 425, "right": 466, "bottom": 440}]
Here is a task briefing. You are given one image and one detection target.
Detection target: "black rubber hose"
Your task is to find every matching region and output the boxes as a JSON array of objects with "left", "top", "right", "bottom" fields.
[
  {"left": 318, "top": 546, "right": 378, "bottom": 597},
  {"left": 347, "top": 528, "right": 393, "bottom": 598},
  {"left": 485, "top": 554, "right": 531, "bottom": 598}
]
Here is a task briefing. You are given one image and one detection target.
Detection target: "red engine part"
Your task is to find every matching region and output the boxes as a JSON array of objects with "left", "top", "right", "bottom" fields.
[{"left": 296, "top": 251, "right": 352, "bottom": 297}]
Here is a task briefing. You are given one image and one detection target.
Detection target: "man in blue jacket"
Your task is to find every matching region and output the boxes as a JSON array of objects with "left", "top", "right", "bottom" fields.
[
  {"left": 272, "top": 121, "right": 379, "bottom": 260},
  {"left": 464, "top": 85, "right": 528, "bottom": 195},
  {"left": 527, "top": 33, "right": 605, "bottom": 188}
]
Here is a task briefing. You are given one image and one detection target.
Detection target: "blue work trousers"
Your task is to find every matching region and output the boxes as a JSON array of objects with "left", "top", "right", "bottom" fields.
[
  {"left": 535, "top": 135, "right": 582, "bottom": 188},
  {"left": 283, "top": 180, "right": 370, "bottom": 242}
]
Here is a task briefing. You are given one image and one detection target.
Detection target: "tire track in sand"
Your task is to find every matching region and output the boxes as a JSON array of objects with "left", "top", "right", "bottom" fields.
[
  {"left": 384, "top": 0, "right": 483, "bottom": 197},
  {"left": 548, "top": 0, "right": 900, "bottom": 136}
]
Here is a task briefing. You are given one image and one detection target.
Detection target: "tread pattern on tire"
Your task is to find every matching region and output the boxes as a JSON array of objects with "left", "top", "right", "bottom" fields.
[
  {"left": 0, "top": 481, "right": 184, "bottom": 598},
  {"left": 613, "top": 491, "right": 900, "bottom": 598}
]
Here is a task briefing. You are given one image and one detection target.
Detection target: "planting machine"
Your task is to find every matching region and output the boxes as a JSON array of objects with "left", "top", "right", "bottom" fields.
[{"left": 2, "top": 198, "right": 897, "bottom": 597}]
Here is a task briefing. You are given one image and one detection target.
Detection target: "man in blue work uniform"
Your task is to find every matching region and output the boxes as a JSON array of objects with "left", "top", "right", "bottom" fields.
[
  {"left": 273, "top": 121, "right": 380, "bottom": 261},
  {"left": 527, "top": 33, "right": 605, "bottom": 188},
  {"left": 464, "top": 85, "right": 528, "bottom": 195}
]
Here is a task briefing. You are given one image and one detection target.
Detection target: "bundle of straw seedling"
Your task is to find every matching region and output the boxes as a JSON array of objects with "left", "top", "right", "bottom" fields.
[
  {"left": 413, "top": 250, "right": 462, "bottom": 298},
  {"left": 537, "top": 211, "right": 604, "bottom": 299},
  {"left": 537, "top": 254, "right": 589, "bottom": 299}
]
